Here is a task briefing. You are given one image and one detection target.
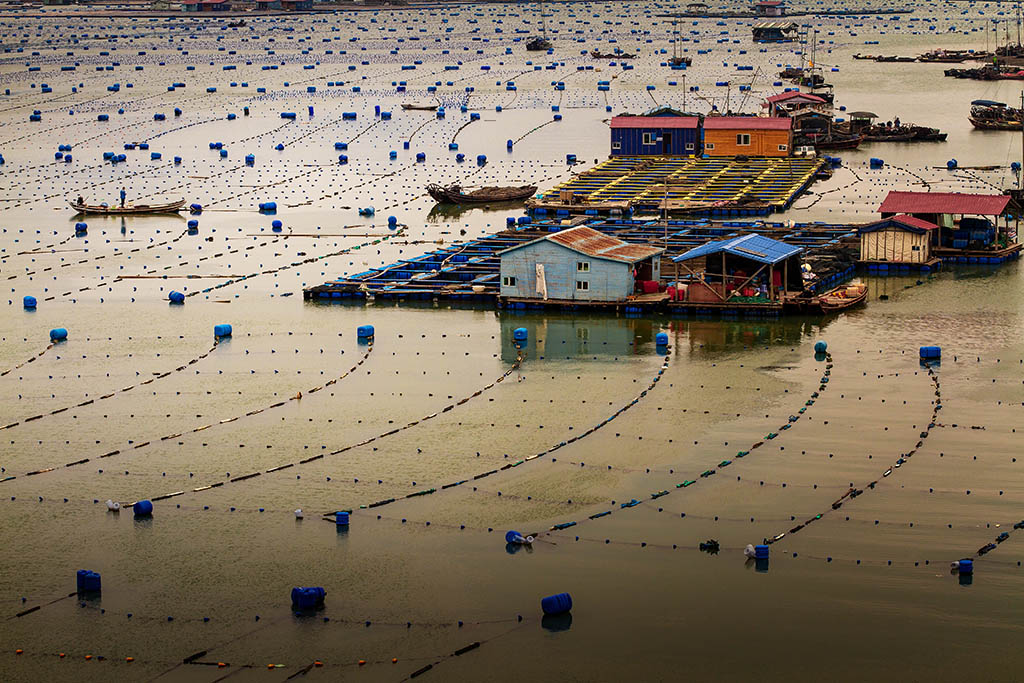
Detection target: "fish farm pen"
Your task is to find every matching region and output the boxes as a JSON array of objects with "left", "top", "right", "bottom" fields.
[
  {"left": 527, "top": 156, "right": 829, "bottom": 217},
  {"left": 304, "top": 217, "right": 859, "bottom": 314}
]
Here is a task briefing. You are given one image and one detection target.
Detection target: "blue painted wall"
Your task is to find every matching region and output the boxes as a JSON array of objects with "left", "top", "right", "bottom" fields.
[
  {"left": 500, "top": 241, "right": 648, "bottom": 302},
  {"left": 611, "top": 126, "right": 697, "bottom": 156}
]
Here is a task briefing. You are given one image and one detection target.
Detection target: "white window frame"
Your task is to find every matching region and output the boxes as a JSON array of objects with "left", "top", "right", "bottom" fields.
[
  {"left": 685, "top": 142, "right": 695, "bottom": 151},
  {"left": 705, "top": 142, "right": 715, "bottom": 150},
  {"left": 642, "top": 132, "right": 654, "bottom": 145},
  {"left": 778, "top": 143, "right": 788, "bottom": 151},
  {"left": 577, "top": 261, "right": 590, "bottom": 273},
  {"left": 611, "top": 141, "right": 621, "bottom": 151},
  {"left": 502, "top": 275, "right": 516, "bottom": 287},
  {"left": 736, "top": 133, "right": 751, "bottom": 146},
  {"left": 576, "top": 280, "right": 589, "bottom": 292}
]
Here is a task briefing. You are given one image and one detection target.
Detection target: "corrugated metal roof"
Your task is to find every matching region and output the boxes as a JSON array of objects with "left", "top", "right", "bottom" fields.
[
  {"left": 703, "top": 116, "right": 792, "bottom": 130},
  {"left": 499, "top": 227, "right": 664, "bottom": 263},
  {"left": 878, "top": 191, "right": 1010, "bottom": 216},
  {"left": 753, "top": 21, "right": 798, "bottom": 29},
  {"left": 859, "top": 214, "right": 938, "bottom": 234},
  {"left": 610, "top": 116, "right": 700, "bottom": 129},
  {"left": 672, "top": 233, "right": 803, "bottom": 265}
]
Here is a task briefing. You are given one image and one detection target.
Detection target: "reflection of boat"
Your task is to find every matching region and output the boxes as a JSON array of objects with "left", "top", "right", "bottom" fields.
[
  {"left": 401, "top": 103, "right": 438, "bottom": 111},
  {"left": 427, "top": 184, "right": 537, "bottom": 204},
  {"left": 526, "top": 37, "right": 552, "bottom": 51},
  {"left": 70, "top": 199, "right": 186, "bottom": 215},
  {"left": 427, "top": 199, "right": 535, "bottom": 221}
]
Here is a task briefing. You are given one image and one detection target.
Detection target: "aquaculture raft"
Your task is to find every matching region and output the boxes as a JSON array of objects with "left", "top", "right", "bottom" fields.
[
  {"left": 305, "top": 218, "right": 860, "bottom": 313},
  {"left": 529, "top": 156, "right": 827, "bottom": 217}
]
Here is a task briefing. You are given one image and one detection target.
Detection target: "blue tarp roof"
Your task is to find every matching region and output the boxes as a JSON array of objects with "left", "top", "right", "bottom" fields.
[{"left": 671, "top": 233, "right": 803, "bottom": 265}]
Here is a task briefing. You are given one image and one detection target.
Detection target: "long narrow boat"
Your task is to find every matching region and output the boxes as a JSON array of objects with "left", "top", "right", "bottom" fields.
[
  {"left": 70, "top": 199, "right": 186, "bottom": 215},
  {"left": 427, "top": 184, "right": 537, "bottom": 204},
  {"left": 401, "top": 103, "right": 438, "bottom": 111}
]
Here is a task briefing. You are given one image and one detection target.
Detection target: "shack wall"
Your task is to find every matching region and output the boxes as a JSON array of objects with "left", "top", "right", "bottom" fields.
[
  {"left": 499, "top": 241, "right": 634, "bottom": 302},
  {"left": 612, "top": 127, "right": 696, "bottom": 157},
  {"left": 861, "top": 228, "right": 930, "bottom": 263},
  {"left": 703, "top": 128, "right": 791, "bottom": 157}
]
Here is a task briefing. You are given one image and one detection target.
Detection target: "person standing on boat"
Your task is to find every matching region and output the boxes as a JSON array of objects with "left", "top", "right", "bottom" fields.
[
  {"left": 76, "top": 195, "right": 84, "bottom": 206},
  {"left": 119, "top": 187, "right": 126, "bottom": 208}
]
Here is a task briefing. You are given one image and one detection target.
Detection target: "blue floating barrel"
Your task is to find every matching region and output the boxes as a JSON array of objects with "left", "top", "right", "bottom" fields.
[
  {"left": 187, "top": 220, "right": 198, "bottom": 232},
  {"left": 506, "top": 217, "right": 516, "bottom": 227},
  {"left": 291, "top": 587, "right": 326, "bottom": 609},
  {"left": 947, "top": 159, "right": 957, "bottom": 170},
  {"left": 456, "top": 153, "right": 465, "bottom": 162},
  {"left": 133, "top": 499, "right": 153, "bottom": 517},
  {"left": 275, "top": 143, "right": 285, "bottom": 151},
  {"left": 76, "top": 569, "right": 101, "bottom": 593},
  {"left": 280, "top": 112, "right": 296, "bottom": 119},
  {"left": 151, "top": 152, "right": 162, "bottom": 160},
  {"left": 174, "top": 156, "right": 182, "bottom": 165},
  {"left": 50, "top": 328, "right": 68, "bottom": 342},
  {"left": 540, "top": 593, "right": 572, "bottom": 615},
  {"left": 415, "top": 152, "right": 426, "bottom": 162},
  {"left": 334, "top": 142, "right": 348, "bottom": 150},
  {"left": 214, "top": 324, "right": 232, "bottom": 338},
  {"left": 513, "top": 327, "right": 528, "bottom": 343},
  {"left": 553, "top": 114, "right": 562, "bottom": 121},
  {"left": 97, "top": 114, "right": 108, "bottom": 121},
  {"left": 357, "top": 325, "right": 375, "bottom": 340},
  {"left": 655, "top": 332, "right": 668, "bottom": 346},
  {"left": 476, "top": 154, "right": 487, "bottom": 165},
  {"left": 64, "top": 155, "right": 72, "bottom": 163},
  {"left": 869, "top": 158, "right": 884, "bottom": 168},
  {"left": 506, "top": 139, "right": 513, "bottom": 149},
  {"left": 190, "top": 203, "right": 202, "bottom": 214},
  {"left": 23, "top": 295, "right": 37, "bottom": 309},
  {"left": 259, "top": 202, "right": 277, "bottom": 213},
  {"left": 335, "top": 511, "right": 350, "bottom": 526},
  {"left": 245, "top": 154, "right": 255, "bottom": 166},
  {"left": 566, "top": 154, "right": 577, "bottom": 164},
  {"left": 153, "top": 113, "right": 165, "bottom": 121},
  {"left": 448, "top": 143, "right": 459, "bottom": 151},
  {"left": 754, "top": 544, "right": 769, "bottom": 559},
  {"left": 338, "top": 155, "right": 348, "bottom": 165},
  {"left": 272, "top": 219, "right": 283, "bottom": 230},
  {"left": 168, "top": 290, "right": 185, "bottom": 304},
  {"left": 389, "top": 150, "right": 398, "bottom": 159},
  {"left": 814, "top": 341, "right": 827, "bottom": 354},
  {"left": 959, "top": 558, "right": 973, "bottom": 574},
  {"left": 919, "top": 346, "right": 941, "bottom": 360},
  {"left": 219, "top": 149, "right": 227, "bottom": 158},
  {"left": 75, "top": 222, "right": 87, "bottom": 232}
]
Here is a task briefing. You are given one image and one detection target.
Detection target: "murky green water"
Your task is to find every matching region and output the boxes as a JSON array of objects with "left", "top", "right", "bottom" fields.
[{"left": 1, "top": 3, "right": 1023, "bottom": 681}]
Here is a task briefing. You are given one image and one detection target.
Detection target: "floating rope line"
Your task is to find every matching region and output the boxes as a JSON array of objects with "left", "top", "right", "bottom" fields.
[
  {"left": 182, "top": 225, "right": 407, "bottom": 298},
  {"left": 0, "top": 342, "right": 220, "bottom": 434},
  {"left": 542, "top": 353, "right": 832, "bottom": 535},
  {"left": 338, "top": 354, "right": 670, "bottom": 516},
  {"left": 761, "top": 360, "right": 941, "bottom": 548},
  {"left": 0, "top": 343, "right": 374, "bottom": 483},
  {"left": 0, "top": 342, "right": 55, "bottom": 378},
  {"left": 139, "top": 344, "right": 522, "bottom": 503}
]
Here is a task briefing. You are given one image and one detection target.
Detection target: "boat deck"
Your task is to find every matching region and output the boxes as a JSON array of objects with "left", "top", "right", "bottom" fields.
[{"left": 933, "top": 243, "right": 1022, "bottom": 264}]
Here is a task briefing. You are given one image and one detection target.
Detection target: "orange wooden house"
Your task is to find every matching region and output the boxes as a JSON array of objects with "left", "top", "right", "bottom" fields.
[{"left": 702, "top": 117, "right": 793, "bottom": 157}]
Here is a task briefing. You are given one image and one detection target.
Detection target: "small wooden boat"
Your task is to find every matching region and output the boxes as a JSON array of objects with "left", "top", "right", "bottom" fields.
[
  {"left": 817, "top": 283, "right": 867, "bottom": 313},
  {"left": 427, "top": 184, "right": 536, "bottom": 204},
  {"left": 70, "top": 199, "right": 186, "bottom": 215},
  {"left": 401, "top": 103, "right": 438, "bottom": 111},
  {"left": 526, "top": 37, "right": 552, "bottom": 51},
  {"left": 786, "top": 283, "right": 867, "bottom": 314},
  {"left": 591, "top": 50, "right": 636, "bottom": 59}
]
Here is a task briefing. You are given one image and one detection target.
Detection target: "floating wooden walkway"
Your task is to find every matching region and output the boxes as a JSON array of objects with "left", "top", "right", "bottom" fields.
[{"left": 528, "top": 156, "right": 829, "bottom": 217}]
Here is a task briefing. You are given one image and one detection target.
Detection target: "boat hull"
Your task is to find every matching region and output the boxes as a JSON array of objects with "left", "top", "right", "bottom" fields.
[{"left": 70, "top": 199, "right": 186, "bottom": 215}]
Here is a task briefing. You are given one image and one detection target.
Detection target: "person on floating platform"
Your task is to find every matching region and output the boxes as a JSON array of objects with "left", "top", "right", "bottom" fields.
[
  {"left": 119, "top": 187, "right": 126, "bottom": 208},
  {"left": 76, "top": 195, "right": 83, "bottom": 205}
]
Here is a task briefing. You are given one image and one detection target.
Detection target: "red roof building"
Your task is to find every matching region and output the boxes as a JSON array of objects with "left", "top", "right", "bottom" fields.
[{"left": 878, "top": 191, "right": 1010, "bottom": 217}]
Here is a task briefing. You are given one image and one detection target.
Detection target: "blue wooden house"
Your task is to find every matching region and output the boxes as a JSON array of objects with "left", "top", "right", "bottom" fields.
[
  {"left": 498, "top": 227, "right": 664, "bottom": 303},
  {"left": 610, "top": 108, "right": 699, "bottom": 157}
]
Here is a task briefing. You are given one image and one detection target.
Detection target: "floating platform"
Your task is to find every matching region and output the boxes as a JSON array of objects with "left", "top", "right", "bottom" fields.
[
  {"left": 933, "top": 243, "right": 1022, "bottom": 264},
  {"left": 858, "top": 257, "right": 943, "bottom": 273},
  {"left": 304, "top": 218, "right": 860, "bottom": 313},
  {"left": 528, "top": 156, "right": 828, "bottom": 217}
]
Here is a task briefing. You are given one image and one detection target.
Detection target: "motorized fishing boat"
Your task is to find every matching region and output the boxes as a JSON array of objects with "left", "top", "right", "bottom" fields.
[
  {"left": 969, "top": 99, "right": 1024, "bottom": 130},
  {"left": 401, "top": 103, "right": 439, "bottom": 111},
  {"left": 591, "top": 50, "right": 636, "bottom": 59},
  {"left": 426, "top": 184, "right": 537, "bottom": 204},
  {"left": 70, "top": 198, "right": 186, "bottom": 215}
]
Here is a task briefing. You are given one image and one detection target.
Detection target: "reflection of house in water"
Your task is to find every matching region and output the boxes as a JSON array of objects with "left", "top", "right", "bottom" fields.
[
  {"left": 666, "top": 316, "right": 818, "bottom": 354},
  {"left": 499, "top": 315, "right": 655, "bottom": 363}
]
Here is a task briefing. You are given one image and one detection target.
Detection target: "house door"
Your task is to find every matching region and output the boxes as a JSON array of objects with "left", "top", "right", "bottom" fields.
[{"left": 662, "top": 132, "right": 673, "bottom": 155}]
